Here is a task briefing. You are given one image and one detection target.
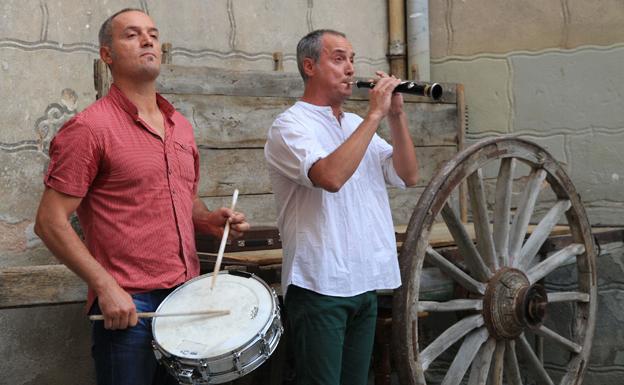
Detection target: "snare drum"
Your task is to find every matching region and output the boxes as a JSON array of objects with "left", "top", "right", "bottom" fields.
[{"left": 152, "top": 271, "right": 283, "bottom": 384}]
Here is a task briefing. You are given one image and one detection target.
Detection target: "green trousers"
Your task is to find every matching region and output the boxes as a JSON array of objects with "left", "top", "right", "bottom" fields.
[{"left": 285, "top": 285, "right": 378, "bottom": 385}]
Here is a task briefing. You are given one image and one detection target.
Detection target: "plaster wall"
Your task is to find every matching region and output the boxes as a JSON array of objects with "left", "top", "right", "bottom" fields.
[
  {"left": 2, "top": 1, "right": 623, "bottom": 384},
  {"left": 428, "top": 2, "right": 624, "bottom": 383},
  {"left": 429, "top": 0, "right": 624, "bottom": 226}
]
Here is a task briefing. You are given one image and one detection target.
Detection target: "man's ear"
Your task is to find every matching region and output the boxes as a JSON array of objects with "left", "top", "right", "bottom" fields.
[
  {"left": 100, "top": 46, "right": 113, "bottom": 66},
  {"left": 302, "top": 57, "right": 316, "bottom": 79}
]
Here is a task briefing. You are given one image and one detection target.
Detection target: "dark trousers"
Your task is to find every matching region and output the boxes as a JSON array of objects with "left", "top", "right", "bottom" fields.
[
  {"left": 90, "top": 289, "right": 179, "bottom": 385},
  {"left": 285, "top": 285, "right": 378, "bottom": 385}
]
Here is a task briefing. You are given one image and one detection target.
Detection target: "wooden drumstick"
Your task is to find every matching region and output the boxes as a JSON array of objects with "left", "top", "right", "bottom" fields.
[
  {"left": 211, "top": 189, "right": 239, "bottom": 289},
  {"left": 89, "top": 309, "right": 230, "bottom": 321}
]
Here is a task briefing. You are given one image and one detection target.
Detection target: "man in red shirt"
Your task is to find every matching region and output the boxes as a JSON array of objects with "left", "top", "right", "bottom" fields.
[{"left": 34, "top": 8, "right": 249, "bottom": 385}]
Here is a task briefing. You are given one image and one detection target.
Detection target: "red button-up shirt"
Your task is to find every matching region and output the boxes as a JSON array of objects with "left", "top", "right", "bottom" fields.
[{"left": 45, "top": 84, "right": 200, "bottom": 309}]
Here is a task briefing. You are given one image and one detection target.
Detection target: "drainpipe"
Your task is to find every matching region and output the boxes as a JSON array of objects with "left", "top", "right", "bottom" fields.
[
  {"left": 406, "top": 0, "right": 430, "bottom": 81},
  {"left": 387, "top": 0, "right": 407, "bottom": 78}
]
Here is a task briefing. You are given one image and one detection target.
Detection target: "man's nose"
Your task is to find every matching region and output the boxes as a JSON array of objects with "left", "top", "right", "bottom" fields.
[
  {"left": 345, "top": 61, "right": 354, "bottom": 75},
  {"left": 140, "top": 32, "right": 154, "bottom": 47}
]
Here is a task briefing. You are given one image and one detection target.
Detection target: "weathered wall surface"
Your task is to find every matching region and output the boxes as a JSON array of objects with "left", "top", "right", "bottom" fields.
[
  {"left": 2, "top": 1, "right": 623, "bottom": 384},
  {"left": 430, "top": 0, "right": 624, "bottom": 226},
  {"left": 0, "top": 1, "right": 390, "bottom": 384},
  {"left": 428, "top": 2, "right": 624, "bottom": 383}
]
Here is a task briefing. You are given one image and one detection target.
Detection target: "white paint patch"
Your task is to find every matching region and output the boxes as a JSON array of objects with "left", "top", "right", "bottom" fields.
[{"left": 612, "top": 173, "right": 620, "bottom": 182}]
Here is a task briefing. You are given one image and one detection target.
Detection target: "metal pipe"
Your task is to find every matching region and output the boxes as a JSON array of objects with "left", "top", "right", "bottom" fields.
[
  {"left": 406, "top": 0, "right": 430, "bottom": 81},
  {"left": 387, "top": 0, "right": 407, "bottom": 78}
]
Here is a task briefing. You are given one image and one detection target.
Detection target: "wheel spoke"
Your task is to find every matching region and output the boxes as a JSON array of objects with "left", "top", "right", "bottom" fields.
[
  {"left": 547, "top": 291, "right": 590, "bottom": 303},
  {"left": 509, "top": 168, "right": 547, "bottom": 261},
  {"left": 441, "top": 327, "right": 490, "bottom": 385},
  {"left": 504, "top": 340, "right": 523, "bottom": 385},
  {"left": 426, "top": 247, "right": 487, "bottom": 295},
  {"left": 420, "top": 314, "right": 484, "bottom": 371},
  {"left": 441, "top": 203, "right": 492, "bottom": 281},
  {"left": 526, "top": 243, "right": 585, "bottom": 284},
  {"left": 493, "top": 158, "right": 515, "bottom": 266},
  {"left": 468, "top": 337, "right": 496, "bottom": 385},
  {"left": 467, "top": 169, "right": 497, "bottom": 270},
  {"left": 534, "top": 325, "right": 582, "bottom": 353},
  {"left": 418, "top": 299, "right": 483, "bottom": 312},
  {"left": 489, "top": 340, "right": 505, "bottom": 385},
  {"left": 517, "top": 334, "right": 555, "bottom": 385},
  {"left": 515, "top": 199, "right": 571, "bottom": 269}
]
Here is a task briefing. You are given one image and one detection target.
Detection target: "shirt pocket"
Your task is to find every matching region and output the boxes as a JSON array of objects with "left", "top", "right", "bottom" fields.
[{"left": 173, "top": 140, "right": 197, "bottom": 185}]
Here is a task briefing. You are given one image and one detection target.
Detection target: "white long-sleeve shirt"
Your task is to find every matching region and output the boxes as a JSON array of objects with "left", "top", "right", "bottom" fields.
[{"left": 264, "top": 101, "right": 403, "bottom": 297}]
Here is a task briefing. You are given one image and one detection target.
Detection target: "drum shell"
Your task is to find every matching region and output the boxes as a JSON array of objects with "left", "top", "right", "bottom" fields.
[{"left": 152, "top": 272, "right": 283, "bottom": 384}]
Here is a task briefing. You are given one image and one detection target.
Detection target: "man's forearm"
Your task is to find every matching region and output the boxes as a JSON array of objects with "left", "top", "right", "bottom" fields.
[
  {"left": 308, "top": 111, "right": 383, "bottom": 192},
  {"left": 388, "top": 111, "right": 419, "bottom": 186},
  {"left": 35, "top": 217, "right": 117, "bottom": 294}
]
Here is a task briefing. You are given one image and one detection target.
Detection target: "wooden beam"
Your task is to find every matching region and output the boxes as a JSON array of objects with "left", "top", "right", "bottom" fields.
[{"left": 0, "top": 265, "right": 86, "bottom": 309}]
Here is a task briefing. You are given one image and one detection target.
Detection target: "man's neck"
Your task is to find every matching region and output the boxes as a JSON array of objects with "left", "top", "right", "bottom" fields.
[
  {"left": 113, "top": 77, "right": 159, "bottom": 115},
  {"left": 301, "top": 88, "right": 345, "bottom": 122}
]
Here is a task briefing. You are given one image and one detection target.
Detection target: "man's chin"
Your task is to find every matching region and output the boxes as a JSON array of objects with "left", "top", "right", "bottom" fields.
[{"left": 138, "top": 65, "right": 161, "bottom": 81}]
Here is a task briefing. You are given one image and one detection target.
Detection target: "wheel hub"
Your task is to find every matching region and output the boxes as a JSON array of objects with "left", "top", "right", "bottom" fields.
[{"left": 483, "top": 267, "right": 548, "bottom": 339}]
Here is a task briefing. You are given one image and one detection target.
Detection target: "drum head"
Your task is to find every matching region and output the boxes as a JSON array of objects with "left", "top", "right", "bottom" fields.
[{"left": 153, "top": 273, "right": 274, "bottom": 359}]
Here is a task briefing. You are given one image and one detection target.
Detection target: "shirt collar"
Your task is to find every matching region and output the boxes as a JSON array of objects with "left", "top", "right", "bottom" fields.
[
  {"left": 107, "top": 84, "right": 176, "bottom": 121},
  {"left": 296, "top": 100, "right": 345, "bottom": 119}
]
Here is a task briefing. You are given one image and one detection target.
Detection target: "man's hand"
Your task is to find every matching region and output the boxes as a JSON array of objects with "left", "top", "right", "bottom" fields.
[
  {"left": 192, "top": 196, "right": 250, "bottom": 238},
  {"left": 367, "top": 71, "right": 402, "bottom": 120},
  {"left": 95, "top": 280, "right": 138, "bottom": 330},
  {"left": 208, "top": 208, "right": 250, "bottom": 239}
]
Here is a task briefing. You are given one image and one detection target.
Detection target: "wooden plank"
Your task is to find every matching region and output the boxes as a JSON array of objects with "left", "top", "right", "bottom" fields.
[
  {"left": 344, "top": 100, "right": 459, "bottom": 147},
  {"left": 165, "top": 94, "right": 458, "bottom": 148},
  {"left": 201, "top": 189, "right": 429, "bottom": 229},
  {"left": 0, "top": 265, "right": 86, "bottom": 309},
  {"left": 198, "top": 145, "right": 456, "bottom": 196},
  {"left": 198, "top": 148, "right": 271, "bottom": 196},
  {"left": 200, "top": 193, "right": 278, "bottom": 227},
  {"left": 156, "top": 64, "right": 458, "bottom": 104}
]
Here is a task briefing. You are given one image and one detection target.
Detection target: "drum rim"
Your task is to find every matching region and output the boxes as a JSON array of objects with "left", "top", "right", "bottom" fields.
[{"left": 152, "top": 270, "right": 279, "bottom": 361}]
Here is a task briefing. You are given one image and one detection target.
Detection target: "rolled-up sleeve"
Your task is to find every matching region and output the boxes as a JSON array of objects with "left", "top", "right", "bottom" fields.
[
  {"left": 264, "top": 115, "right": 327, "bottom": 188},
  {"left": 372, "top": 134, "right": 406, "bottom": 189},
  {"left": 44, "top": 116, "right": 101, "bottom": 197}
]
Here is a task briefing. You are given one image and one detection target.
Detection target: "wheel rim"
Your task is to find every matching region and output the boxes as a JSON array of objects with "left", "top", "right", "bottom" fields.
[{"left": 393, "top": 137, "right": 597, "bottom": 385}]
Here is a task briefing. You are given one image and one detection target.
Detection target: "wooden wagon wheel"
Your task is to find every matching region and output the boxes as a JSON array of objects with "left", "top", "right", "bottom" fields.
[{"left": 392, "top": 137, "right": 597, "bottom": 385}]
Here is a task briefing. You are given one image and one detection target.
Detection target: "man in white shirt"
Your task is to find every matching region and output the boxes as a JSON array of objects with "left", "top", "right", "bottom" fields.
[{"left": 264, "top": 29, "right": 419, "bottom": 385}]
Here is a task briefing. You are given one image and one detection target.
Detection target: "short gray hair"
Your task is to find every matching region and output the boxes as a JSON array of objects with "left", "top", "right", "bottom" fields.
[
  {"left": 98, "top": 8, "right": 146, "bottom": 47},
  {"left": 296, "top": 29, "right": 346, "bottom": 82}
]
